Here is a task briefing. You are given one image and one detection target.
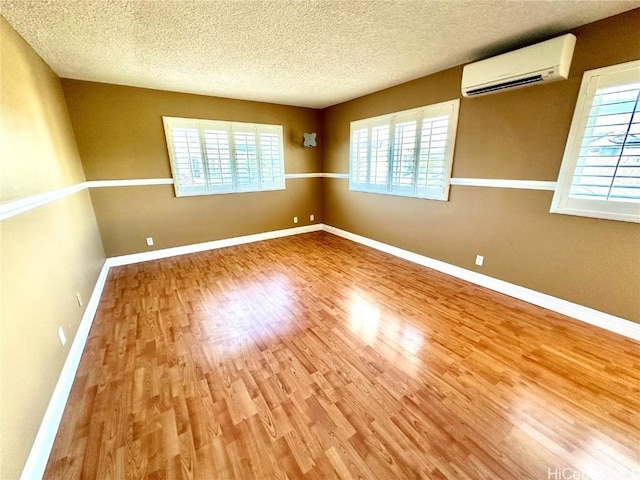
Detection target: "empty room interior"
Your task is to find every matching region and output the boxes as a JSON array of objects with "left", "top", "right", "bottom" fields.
[{"left": 1, "top": 1, "right": 640, "bottom": 479}]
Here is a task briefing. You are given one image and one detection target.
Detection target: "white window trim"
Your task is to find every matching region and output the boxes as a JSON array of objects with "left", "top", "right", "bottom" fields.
[
  {"left": 349, "top": 99, "right": 460, "bottom": 202},
  {"left": 550, "top": 60, "right": 640, "bottom": 223},
  {"left": 163, "top": 116, "right": 285, "bottom": 197}
]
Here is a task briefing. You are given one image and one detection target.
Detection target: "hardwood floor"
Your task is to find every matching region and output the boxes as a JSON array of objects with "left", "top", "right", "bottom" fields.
[{"left": 45, "top": 232, "right": 640, "bottom": 479}]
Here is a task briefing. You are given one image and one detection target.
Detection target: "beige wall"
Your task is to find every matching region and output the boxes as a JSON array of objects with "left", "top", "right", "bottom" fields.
[
  {"left": 321, "top": 10, "right": 640, "bottom": 323},
  {"left": 62, "top": 81, "right": 323, "bottom": 256},
  {"left": 0, "top": 17, "right": 105, "bottom": 478},
  {"left": 89, "top": 180, "right": 322, "bottom": 256}
]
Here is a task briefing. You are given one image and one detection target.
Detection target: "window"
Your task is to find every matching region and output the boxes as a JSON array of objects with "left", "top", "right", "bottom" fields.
[
  {"left": 349, "top": 100, "right": 460, "bottom": 201},
  {"left": 551, "top": 60, "right": 640, "bottom": 222},
  {"left": 163, "top": 116, "right": 285, "bottom": 197}
]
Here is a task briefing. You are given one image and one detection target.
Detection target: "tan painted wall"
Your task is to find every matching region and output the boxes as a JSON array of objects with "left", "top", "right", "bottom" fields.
[
  {"left": 62, "top": 81, "right": 323, "bottom": 256},
  {"left": 0, "top": 17, "right": 105, "bottom": 478},
  {"left": 89, "top": 180, "right": 322, "bottom": 257},
  {"left": 321, "top": 10, "right": 640, "bottom": 323}
]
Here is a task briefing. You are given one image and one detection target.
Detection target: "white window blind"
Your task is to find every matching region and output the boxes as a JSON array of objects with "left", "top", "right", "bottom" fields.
[
  {"left": 551, "top": 60, "right": 640, "bottom": 222},
  {"left": 163, "top": 116, "right": 285, "bottom": 197},
  {"left": 349, "top": 100, "right": 460, "bottom": 201}
]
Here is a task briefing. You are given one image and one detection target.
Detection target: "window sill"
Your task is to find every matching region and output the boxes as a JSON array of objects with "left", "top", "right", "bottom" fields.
[{"left": 549, "top": 205, "right": 640, "bottom": 223}]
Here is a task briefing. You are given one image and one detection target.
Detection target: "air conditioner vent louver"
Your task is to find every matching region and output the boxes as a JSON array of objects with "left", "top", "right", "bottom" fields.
[
  {"left": 461, "top": 34, "right": 576, "bottom": 97},
  {"left": 465, "top": 74, "right": 544, "bottom": 96}
]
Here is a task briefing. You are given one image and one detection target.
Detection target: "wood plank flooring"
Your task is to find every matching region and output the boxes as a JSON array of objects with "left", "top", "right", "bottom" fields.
[{"left": 44, "top": 232, "right": 640, "bottom": 479}]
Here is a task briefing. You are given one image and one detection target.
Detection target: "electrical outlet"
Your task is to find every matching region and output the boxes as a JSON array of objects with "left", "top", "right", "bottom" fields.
[
  {"left": 310, "top": 214, "right": 315, "bottom": 221},
  {"left": 146, "top": 237, "right": 154, "bottom": 246},
  {"left": 475, "top": 255, "right": 484, "bottom": 267},
  {"left": 293, "top": 216, "right": 298, "bottom": 224},
  {"left": 58, "top": 326, "right": 66, "bottom": 346},
  {"left": 75, "top": 292, "right": 83, "bottom": 307}
]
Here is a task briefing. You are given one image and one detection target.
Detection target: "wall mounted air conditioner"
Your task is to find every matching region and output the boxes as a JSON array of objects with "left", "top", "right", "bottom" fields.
[{"left": 461, "top": 33, "right": 576, "bottom": 97}]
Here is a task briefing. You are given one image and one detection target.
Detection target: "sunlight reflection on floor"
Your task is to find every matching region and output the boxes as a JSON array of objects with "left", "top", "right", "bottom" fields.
[
  {"left": 347, "top": 290, "right": 425, "bottom": 372},
  {"left": 507, "top": 386, "right": 640, "bottom": 480},
  {"left": 573, "top": 435, "right": 640, "bottom": 480},
  {"left": 204, "top": 272, "right": 297, "bottom": 354}
]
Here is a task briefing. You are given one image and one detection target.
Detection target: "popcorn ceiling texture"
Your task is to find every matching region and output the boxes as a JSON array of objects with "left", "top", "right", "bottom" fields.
[{"left": 1, "top": 0, "right": 639, "bottom": 108}]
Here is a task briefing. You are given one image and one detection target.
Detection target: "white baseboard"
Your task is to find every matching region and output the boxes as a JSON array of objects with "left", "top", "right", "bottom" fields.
[
  {"left": 20, "top": 261, "right": 110, "bottom": 480},
  {"left": 106, "top": 224, "right": 323, "bottom": 267},
  {"left": 322, "top": 225, "right": 640, "bottom": 342}
]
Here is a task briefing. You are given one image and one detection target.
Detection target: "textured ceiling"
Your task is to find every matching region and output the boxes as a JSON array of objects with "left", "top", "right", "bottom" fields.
[{"left": 1, "top": 0, "right": 639, "bottom": 108}]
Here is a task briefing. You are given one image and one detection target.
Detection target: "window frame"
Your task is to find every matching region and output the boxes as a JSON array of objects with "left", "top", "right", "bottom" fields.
[
  {"left": 349, "top": 99, "right": 460, "bottom": 202},
  {"left": 550, "top": 60, "right": 640, "bottom": 223},
  {"left": 163, "top": 116, "right": 286, "bottom": 197}
]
